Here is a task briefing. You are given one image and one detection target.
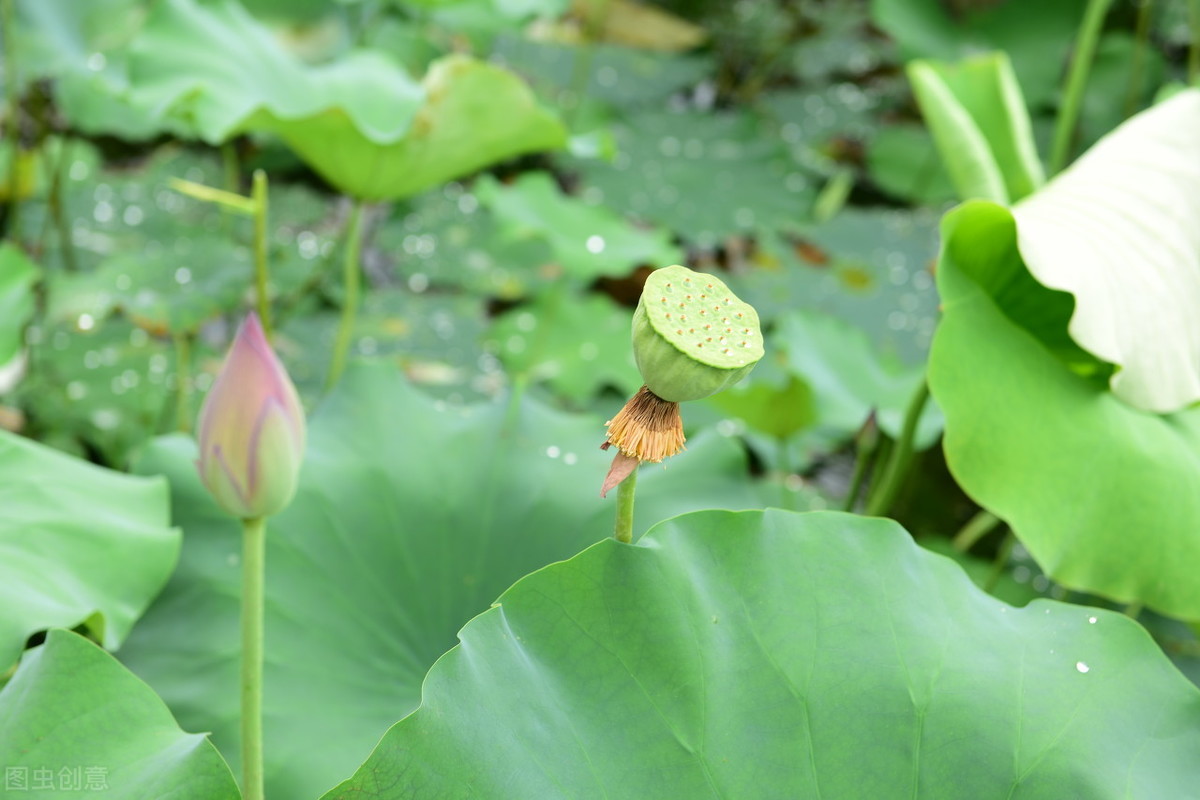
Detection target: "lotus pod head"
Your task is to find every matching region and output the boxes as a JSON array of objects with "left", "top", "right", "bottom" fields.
[{"left": 631, "top": 265, "right": 763, "bottom": 402}]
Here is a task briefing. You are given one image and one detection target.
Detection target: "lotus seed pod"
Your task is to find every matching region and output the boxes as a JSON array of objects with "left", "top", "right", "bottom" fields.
[{"left": 632, "top": 265, "right": 764, "bottom": 402}]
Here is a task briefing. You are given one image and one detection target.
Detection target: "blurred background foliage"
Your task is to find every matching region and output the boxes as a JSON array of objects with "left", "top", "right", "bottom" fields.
[{"left": 1, "top": 0, "right": 1196, "bottom": 669}]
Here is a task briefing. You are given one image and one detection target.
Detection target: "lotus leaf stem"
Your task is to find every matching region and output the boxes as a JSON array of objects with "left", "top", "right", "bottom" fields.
[
  {"left": 1049, "top": 0, "right": 1113, "bottom": 175},
  {"left": 327, "top": 199, "right": 366, "bottom": 391},
  {"left": 865, "top": 377, "right": 929, "bottom": 518}
]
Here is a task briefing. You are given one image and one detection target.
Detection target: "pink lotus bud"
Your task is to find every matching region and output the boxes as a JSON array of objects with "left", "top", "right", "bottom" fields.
[{"left": 195, "top": 314, "right": 306, "bottom": 520}]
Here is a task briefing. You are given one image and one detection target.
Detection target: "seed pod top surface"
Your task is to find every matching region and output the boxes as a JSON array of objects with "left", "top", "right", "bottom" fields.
[{"left": 641, "top": 265, "right": 764, "bottom": 370}]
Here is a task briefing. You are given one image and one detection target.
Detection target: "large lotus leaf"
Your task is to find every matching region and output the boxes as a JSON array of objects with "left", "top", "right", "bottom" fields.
[
  {"left": 493, "top": 35, "right": 713, "bottom": 111},
  {"left": 11, "top": 0, "right": 167, "bottom": 139},
  {"left": 129, "top": 0, "right": 566, "bottom": 199},
  {"left": 728, "top": 208, "right": 941, "bottom": 365},
  {"left": 276, "top": 288, "right": 490, "bottom": 402},
  {"left": 374, "top": 187, "right": 555, "bottom": 300},
  {"left": 871, "top": 0, "right": 1088, "bottom": 108},
  {"left": 0, "top": 630, "right": 238, "bottom": 798},
  {"left": 571, "top": 108, "right": 815, "bottom": 245},
  {"left": 13, "top": 317, "right": 178, "bottom": 466},
  {"left": 0, "top": 244, "right": 39, "bottom": 368},
  {"left": 760, "top": 82, "right": 887, "bottom": 152},
  {"left": 130, "top": 0, "right": 421, "bottom": 144},
  {"left": 263, "top": 55, "right": 568, "bottom": 200},
  {"left": 119, "top": 363, "right": 761, "bottom": 797},
  {"left": 486, "top": 292, "right": 641, "bottom": 404},
  {"left": 782, "top": 1, "right": 897, "bottom": 84},
  {"left": 929, "top": 200, "right": 1200, "bottom": 619},
  {"left": 0, "top": 429, "right": 178, "bottom": 670},
  {"left": 13, "top": 144, "right": 220, "bottom": 279},
  {"left": 774, "top": 309, "right": 941, "bottom": 446},
  {"left": 475, "top": 173, "right": 682, "bottom": 281},
  {"left": 908, "top": 52, "right": 1044, "bottom": 204},
  {"left": 867, "top": 123, "right": 957, "bottom": 205},
  {"left": 322, "top": 509, "right": 1200, "bottom": 798},
  {"left": 1011, "top": 89, "right": 1200, "bottom": 414},
  {"left": 35, "top": 145, "right": 334, "bottom": 317}
]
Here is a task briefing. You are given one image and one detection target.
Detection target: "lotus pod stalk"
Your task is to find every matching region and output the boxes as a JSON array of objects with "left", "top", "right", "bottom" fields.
[
  {"left": 602, "top": 265, "right": 763, "bottom": 497},
  {"left": 196, "top": 313, "right": 306, "bottom": 520}
]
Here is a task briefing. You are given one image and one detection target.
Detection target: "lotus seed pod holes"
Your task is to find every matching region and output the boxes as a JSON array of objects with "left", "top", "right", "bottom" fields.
[{"left": 644, "top": 266, "right": 764, "bottom": 368}]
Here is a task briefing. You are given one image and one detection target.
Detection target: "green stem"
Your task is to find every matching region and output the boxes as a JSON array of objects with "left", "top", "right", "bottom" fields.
[
  {"left": 777, "top": 437, "right": 793, "bottom": 511},
  {"left": 3, "top": 0, "right": 21, "bottom": 234},
  {"left": 173, "top": 331, "right": 194, "bottom": 433},
  {"left": 240, "top": 516, "right": 266, "bottom": 800},
  {"left": 1049, "top": 0, "right": 1112, "bottom": 175},
  {"left": 222, "top": 141, "right": 240, "bottom": 194},
  {"left": 614, "top": 465, "right": 638, "bottom": 544},
  {"left": 1123, "top": 0, "right": 1153, "bottom": 119},
  {"left": 1123, "top": 600, "right": 1143, "bottom": 620},
  {"left": 842, "top": 420, "right": 879, "bottom": 513},
  {"left": 251, "top": 170, "right": 271, "bottom": 338},
  {"left": 864, "top": 378, "right": 929, "bottom": 517},
  {"left": 983, "top": 531, "right": 1014, "bottom": 593},
  {"left": 1190, "top": 0, "right": 1200, "bottom": 84},
  {"left": 49, "top": 139, "right": 76, "bottom": 272},
  {"left": 952, "top": 509, "right": 1001, "bottom": 553},
  {"left": 326, "top": 199, "right": 366, "bottom": 392}
]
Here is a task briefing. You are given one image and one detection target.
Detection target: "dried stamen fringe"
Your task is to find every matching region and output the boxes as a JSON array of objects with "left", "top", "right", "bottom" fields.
[{"left": 603, "top": 385, "right": 685, "bottom": 463}]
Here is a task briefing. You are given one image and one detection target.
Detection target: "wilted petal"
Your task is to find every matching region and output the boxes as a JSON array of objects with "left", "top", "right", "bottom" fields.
[{"left": 600, "top": 451, "right": 639, "bottom": 498}]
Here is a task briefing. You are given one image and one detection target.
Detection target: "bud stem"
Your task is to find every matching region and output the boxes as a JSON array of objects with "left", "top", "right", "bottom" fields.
[
  {"left": 173, "top": 331, "right": 194, "bottom": 434},
  {"left": 613, "top": 464, "right": 638, "bottom": 544},
  {"left": 251, "top": 170, "right": 272, "bottom": 339},
  {"left": 240, "top": 516, "right": 267, "bottom": 800}
]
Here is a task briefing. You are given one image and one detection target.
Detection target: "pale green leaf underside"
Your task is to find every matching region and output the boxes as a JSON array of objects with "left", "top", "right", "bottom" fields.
[{"left": 1013, "top": 89, "right": 1200, "bottom": 413}]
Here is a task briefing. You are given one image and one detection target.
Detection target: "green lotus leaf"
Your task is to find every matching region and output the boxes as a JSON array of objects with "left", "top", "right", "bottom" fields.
[
  {"left": 11, "top": 0, "right": 165, "bottom": 139},
  {"left": 907, "top": 52, "right": 1043, "bottom": 204},
  {"left": 929, "top": 200, "right": 1200, "bottom": 619},
  {"left": 119, "top": 363, "right": 761, "bottom": 797},
  {"left": 322, "top": 509, "right": 1200, "bottom": 798},
  {"left": 0, "top": 630, "right": 238, "bottom": 799},
  {"left": 129, "top": 0, "right": 566, "bottom": 199},
  {"left": 0, "top": 430, "right": 179, "bottom": 670},
  {"left": 487, "top": 291, "right": 641, "bottom": 403},
  {"left": 570, "top": 108, "right": 814, "bottom": 245},
  {"left": 774, "top": 308, "right": 942, "bottom": 445},
  {"left": 475, "top": 172, "right": 682, "bottom": 281}
]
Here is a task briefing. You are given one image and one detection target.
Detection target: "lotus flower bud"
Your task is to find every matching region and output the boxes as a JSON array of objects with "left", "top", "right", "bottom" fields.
[
  {"left": 196, "top": 314, "right": 306, "bottom": 520},
  {"left": 601, "top": 266, "right": 763, "bottom": 495}
]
